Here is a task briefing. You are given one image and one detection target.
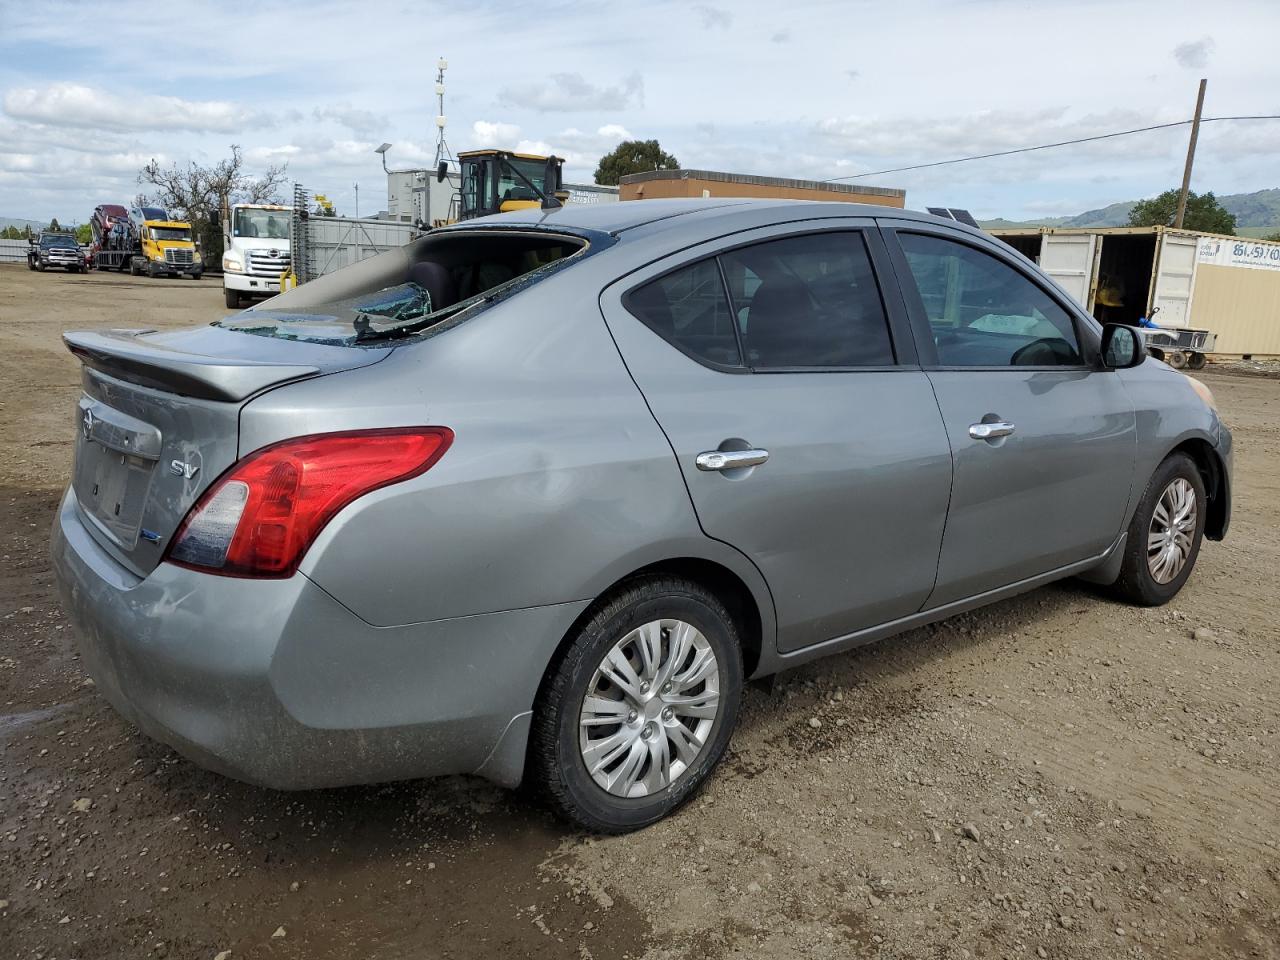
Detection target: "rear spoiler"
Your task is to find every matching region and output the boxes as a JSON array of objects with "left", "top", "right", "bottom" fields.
[{"left": 63, "top": 329, "right": 320, "bottom": 402}]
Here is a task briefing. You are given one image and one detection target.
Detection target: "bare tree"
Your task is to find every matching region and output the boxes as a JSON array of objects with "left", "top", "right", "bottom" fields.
[{"left": 139, "top": 144, "right": 288, "bottom": 263}]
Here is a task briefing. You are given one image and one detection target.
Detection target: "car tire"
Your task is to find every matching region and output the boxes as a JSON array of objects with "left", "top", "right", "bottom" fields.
[
  {"left": 530, "top": 577, "right": 743, "bottom": 834},
  {"left": 1109, "top": 452, "right": 1206, "bottom": 607},
  {"left": 36, "top": 263, "right": 45, "bottom": 272},
  {"left": 1187, "top": 352, "right": 1207, "bottom": 370},
  {"left": 224, "top": 289, "right": 242, "bottom": 309}
]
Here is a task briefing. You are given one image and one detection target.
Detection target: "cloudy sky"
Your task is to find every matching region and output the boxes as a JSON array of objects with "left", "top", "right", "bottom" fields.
[{"left": 2, "top": 0, "right": 1278, "bottom": 224}]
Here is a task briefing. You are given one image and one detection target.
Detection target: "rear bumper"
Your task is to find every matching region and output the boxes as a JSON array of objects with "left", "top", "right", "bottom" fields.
[{"left": 51, "top": 488, "right": 585, "bottom": 789}]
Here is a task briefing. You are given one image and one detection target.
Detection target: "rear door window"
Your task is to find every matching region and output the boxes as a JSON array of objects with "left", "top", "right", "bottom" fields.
[
  {"left": 719, "top": 232, "right": 894, "bottom": 368},
  {"left": 625, "top": 258, "right": 742, "bottom": 368}
]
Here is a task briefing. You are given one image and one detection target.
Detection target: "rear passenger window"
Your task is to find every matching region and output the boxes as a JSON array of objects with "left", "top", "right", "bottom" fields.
[
  {"left": 720, "top": 232, "right": 894, "bottom": 368},
  {"left": 626, "top": 259, "right": 742, "bottom": 367}
]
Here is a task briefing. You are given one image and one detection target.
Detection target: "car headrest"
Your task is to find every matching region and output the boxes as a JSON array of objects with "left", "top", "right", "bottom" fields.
[{"left": 408, "top": 260, "right": 457, "bottom": 312}]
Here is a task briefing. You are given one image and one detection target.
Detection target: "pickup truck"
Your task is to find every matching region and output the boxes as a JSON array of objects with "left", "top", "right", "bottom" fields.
[{"left": 28, "top": 232, "right": 85, "bottom": 273}]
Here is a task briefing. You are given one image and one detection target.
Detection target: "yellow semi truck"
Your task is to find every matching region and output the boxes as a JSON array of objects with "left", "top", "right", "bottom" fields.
[{"left": 89, "top": 204, "right": 203, "bottom": 279}]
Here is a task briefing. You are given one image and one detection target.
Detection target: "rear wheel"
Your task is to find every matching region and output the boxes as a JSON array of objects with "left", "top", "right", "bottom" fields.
[
  {"left": 530, "top": 578, "right": 743, "bottom": 833},
  {"left": 1166, "top": 350, "right": 1188, "bottom": 369},
  {"left": 1110, "top": 453, "right": 1206, "bottom": 606}
]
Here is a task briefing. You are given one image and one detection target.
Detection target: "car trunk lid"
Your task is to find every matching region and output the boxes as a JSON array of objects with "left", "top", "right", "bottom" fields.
[{"left": 64, "top": 326, "right": 391, "bottom": 576}]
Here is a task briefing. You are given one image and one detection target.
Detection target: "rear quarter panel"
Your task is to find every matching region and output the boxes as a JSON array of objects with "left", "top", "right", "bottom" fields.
[{"left": 239, "top": 259, "right": 775, "bottom": 632}]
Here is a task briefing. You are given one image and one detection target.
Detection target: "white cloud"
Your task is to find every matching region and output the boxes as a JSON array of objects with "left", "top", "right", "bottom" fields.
[
  {"left": 695, "top": 5, "right": 732, "bottom": 29},
  {"left": 1173, "top": 36, "right": 1214, "bottom": 69},
  {"left": 1, "top": 0, "right": 1278, "bottom": 225},
  {"left": 499, "top": 72, "right": 644, "bottom": 113},
  {"left": 313, "top": 104, "right": 388, "bottom": 135},
  {"left": 3, "top": 83, "right": 272, "bottom": 133},
  {"left": 771, "top": 29, "right": 791, "bottom": 44},
  {"left": 471, "top": 120, "right": 522, "bottom": 147},
  {"left": 814, "top": 107, "right": 1181, "bottom": 161}
]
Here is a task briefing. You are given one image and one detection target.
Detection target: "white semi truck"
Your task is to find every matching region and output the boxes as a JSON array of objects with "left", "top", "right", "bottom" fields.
[{"left": 221, "top": 203, "right": 291, "bottom": 309}]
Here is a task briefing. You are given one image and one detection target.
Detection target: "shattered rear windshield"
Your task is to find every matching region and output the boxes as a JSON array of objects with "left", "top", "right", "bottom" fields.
[
  {"left": 221, "top": 283, "right": 445, "bottom": 345},
  {"left": 217, "top": 229, "right": 594, "bottom": 346}
]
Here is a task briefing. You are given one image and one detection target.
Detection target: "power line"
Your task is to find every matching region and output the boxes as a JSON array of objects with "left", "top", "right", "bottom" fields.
[{"left": 825, "top": 115, "right": 1280, "bottom": 182}]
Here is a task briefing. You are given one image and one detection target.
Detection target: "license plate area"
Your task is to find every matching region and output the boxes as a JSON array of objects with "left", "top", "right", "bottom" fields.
[{"left": 72, "top": 397, "right": 162, "bottom": 549}]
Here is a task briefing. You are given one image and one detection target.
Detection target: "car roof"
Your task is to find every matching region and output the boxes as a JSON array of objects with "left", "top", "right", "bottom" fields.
[{"left": 456, "top": 197, "right": 980, "bottom": 240}]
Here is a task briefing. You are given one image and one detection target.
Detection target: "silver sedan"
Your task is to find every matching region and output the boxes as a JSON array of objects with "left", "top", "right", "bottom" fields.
[{"left": 52, "top": 199, "right": 1231, "bottom": 832}]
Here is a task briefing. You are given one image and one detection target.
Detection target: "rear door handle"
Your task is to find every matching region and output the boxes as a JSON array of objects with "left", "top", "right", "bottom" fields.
[
  {"left": 969, "top": 421, "right": 1016, "bottom": 441},
  {"left": 696, "top": 449, "right": 770, "bottom": 471}
]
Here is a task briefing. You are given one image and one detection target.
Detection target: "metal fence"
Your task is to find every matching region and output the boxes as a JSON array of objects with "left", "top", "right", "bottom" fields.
[
  {"left": 290, "top": 184, "right": 424, "bottom": 283},
  {"left": 0, "top": 239, "right": 30, "bottom": 264}
]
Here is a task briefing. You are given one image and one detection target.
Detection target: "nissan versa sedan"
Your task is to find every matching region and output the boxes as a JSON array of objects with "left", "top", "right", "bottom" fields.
[{"left": 51, "top": 199, "right": 1231, "bottom": 833}]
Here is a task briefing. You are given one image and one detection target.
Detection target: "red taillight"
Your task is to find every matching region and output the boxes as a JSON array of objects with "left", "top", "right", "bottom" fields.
[{"left": 166, "top": 427, "right": 453, "bottom": 578}]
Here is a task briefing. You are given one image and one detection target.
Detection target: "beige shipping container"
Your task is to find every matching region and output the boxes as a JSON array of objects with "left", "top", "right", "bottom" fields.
[{"left": 990, "top": 225, "right": 1280, "bottom": 358}]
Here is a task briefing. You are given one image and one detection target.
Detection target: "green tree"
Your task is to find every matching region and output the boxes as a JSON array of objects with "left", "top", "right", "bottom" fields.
[
  {"left": 139, "top": 144, "right": 288, "bottom": 264},
  {"left": 75, "top": 223, "right": 92, "bottom": 244},
  {"left": 48, "top": 217, "right": 61, "bottom": 232},
  {"left": 1127, "top": 189, "right": 1236, "bottom": 235},
  {"left": 594, "top": 139, "right": 679, "bottom": 186},
  {"left": 0, "top": 226, "right": 22, "bottom": 240}
]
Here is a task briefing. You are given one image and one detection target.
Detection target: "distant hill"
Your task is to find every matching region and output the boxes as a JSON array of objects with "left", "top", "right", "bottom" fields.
[
  {"left": 0, "top": 217, "right": 46, "bottom": 232},
  {"left": 980, "top": 188, "right": 1280, "bottom": 233}
]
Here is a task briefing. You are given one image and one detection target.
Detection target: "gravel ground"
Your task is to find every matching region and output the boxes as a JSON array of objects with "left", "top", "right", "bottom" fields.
[{"left": 0, "top": 264, "right": 1277, "bottom": 959}]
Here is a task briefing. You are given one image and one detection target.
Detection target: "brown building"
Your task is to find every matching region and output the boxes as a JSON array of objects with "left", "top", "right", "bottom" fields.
[{"left": 619, "top": 168, "right": 906, "bottom": 208}]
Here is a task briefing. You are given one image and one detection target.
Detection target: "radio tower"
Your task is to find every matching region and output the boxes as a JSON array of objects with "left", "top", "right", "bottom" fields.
[{"left": 434, "top": 57, "right": 454, "bottom": 168}]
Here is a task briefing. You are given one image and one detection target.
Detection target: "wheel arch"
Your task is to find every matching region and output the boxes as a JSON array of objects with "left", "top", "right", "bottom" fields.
[
  {"left": 1167, "top": 435, "right": 1229, "bottom": 541},
  {"left": 536, "top": 554, "right": 772, "bottom": 709}
]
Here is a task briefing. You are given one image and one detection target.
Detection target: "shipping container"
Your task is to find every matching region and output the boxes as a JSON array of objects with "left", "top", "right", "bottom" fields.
[{"left": 991, "top": 225, "right": 1280, "bottom": 358}]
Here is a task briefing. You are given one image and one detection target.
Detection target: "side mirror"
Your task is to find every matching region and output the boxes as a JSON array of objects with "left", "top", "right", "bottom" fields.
[
  {"left": 541, "top": 157, "right": 563, "bottom": 210},
  {"left": 436, "top": 161, "right": 448, "bottom": 183},
  {"left": 1100, "top": 323, "right": 1145, "bottom": 370}
]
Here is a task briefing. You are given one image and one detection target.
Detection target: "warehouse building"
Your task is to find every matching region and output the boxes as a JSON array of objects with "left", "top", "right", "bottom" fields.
[
  {"left": 991, "top": 225, "right": 1280, "bottom": 358},
  {"left": 619, "top": 169, "right": 906, "bottom": 208}
]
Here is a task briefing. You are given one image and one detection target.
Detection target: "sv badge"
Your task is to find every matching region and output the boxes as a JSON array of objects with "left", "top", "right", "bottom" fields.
[{"left": 169, "top": 459, "right": 200, "bottom": 479}]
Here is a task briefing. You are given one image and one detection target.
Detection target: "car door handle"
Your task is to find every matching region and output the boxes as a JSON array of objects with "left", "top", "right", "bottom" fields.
[
  {"left": 696, "top": 449, "right": 770, "bottom": 471},
  {"left": 969, "top": 421, "right": 1016, "bottom": 441}
]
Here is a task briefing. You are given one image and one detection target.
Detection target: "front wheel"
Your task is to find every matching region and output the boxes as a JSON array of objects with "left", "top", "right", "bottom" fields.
[
  {"left": 530, "top": 578, "right": 743, "bottom": 833},
  {"left": 224, "top": 289, "right": 242, "bottom": 309},
  {"left": 1110, "top": 453, "right": 1206, "bottom": 606}
]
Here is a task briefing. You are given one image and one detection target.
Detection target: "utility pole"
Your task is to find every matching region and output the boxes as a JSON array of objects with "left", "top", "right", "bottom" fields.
[{"left": 1174, "top": 78, "right": 1207, "bottom": 229}]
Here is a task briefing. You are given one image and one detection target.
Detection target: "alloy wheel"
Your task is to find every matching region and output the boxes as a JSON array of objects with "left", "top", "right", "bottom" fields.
[
  {"left": 1147, "top": 477, "right": 1197, "bottom": 584},
  {"left": 578, "top": 619, "right": 720, "bottom": 798}
]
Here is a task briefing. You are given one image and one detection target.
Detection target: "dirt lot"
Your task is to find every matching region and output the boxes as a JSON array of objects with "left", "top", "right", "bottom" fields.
[{"left": 1, "top": 263, "right": 1277, "bottom": 959}]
